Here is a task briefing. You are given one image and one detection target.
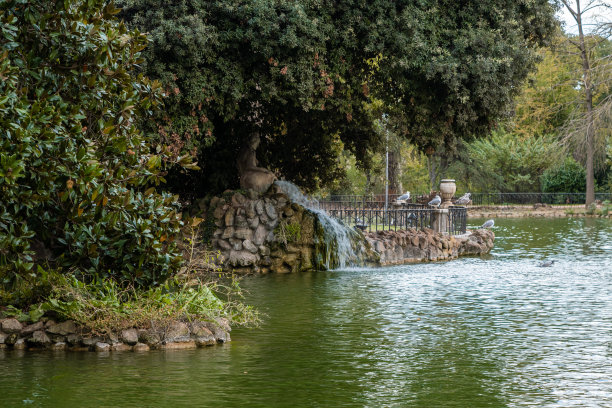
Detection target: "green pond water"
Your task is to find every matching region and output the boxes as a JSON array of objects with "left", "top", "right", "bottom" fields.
[{"left": 2, "top": 217, "right": 612, "bottom": 407}]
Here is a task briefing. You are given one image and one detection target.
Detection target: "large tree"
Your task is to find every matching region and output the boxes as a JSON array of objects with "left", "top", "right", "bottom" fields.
[
  {"left": 119, "top": 0, "right": 558, "bottom": 194},
  {"left": 558, "top": 0, "right": 612, "bottom": 205}
]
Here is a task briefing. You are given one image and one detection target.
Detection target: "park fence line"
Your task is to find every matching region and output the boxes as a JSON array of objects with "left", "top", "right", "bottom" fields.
[
  {"left": 318, "top": 192, "right": 612, "bottom": 208},
  {"left": 321, "top": 206, "right": 467, "bottom": 235}
]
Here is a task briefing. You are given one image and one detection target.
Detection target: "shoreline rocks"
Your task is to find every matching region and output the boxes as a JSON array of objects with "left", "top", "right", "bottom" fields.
[
  {"left": 364, "top": 229, "right": 495, "bottom": 266},
  {"left": 201, "top": 186, "right": 323, "bottom": 274},
  {"left": 0, "top": 317, "right": 231, "bottom": 353},
  {"left": 199, "top": 187, "right": 496, "bottom": 274}
]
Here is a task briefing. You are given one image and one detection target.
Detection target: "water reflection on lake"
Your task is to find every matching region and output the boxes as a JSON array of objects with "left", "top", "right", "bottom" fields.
[{"left": 1, "top": 217, "right": 611, "bottom": 407}]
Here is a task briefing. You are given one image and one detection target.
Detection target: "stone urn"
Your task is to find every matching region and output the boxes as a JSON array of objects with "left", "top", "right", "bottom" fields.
[{"left": 439, "top": 179, "right": 456, "bottom": 208}]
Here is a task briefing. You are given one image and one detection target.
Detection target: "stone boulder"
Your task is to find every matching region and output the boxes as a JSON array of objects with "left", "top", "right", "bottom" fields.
[
  {"left": 29, "top": 330, "right": 51, "bottom": 347},
  {"left": 21, "top": 321, "right": 44, "bottom": 335},
  {"left": 164, "top": 321, "right": 190, "bottom": 342},
  {"left": 46, "top": 320, "right": 76, "bottom": 336},
  {"left": 120, "top": 328, "right": 139, "bottom": 346},
  {"left": 1, "top": 318, "right": 22, "bottom": 334}
]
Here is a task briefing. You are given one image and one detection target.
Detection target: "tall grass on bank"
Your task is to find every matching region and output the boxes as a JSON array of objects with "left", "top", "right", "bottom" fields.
[{"left": 1, "top": 218, "right": 261, "bottom": 335}]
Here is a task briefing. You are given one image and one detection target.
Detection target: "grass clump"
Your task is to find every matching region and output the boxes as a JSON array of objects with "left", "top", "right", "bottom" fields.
[{"left": 274, "top": 220, "right": 302, "bottom": 247}]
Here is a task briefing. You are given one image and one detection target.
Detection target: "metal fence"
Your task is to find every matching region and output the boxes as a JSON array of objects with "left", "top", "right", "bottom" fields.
[
  {"left": 320, "top": 192, "right": 612, "bottom": 207},
  {"left": 448, "top": 206, "right": 467, "bottom": 235},
  {"left": 470, "top": 192, "right": 612, "bottom": 205},
  {"left": 325, "top": 206, "right": 467, "bottom": 235},
  {"left": 318, "top": 194, "right": 416, "bottom": 212},
  {"left": 318, "top": 196, "right": 433, "bottom": 213}
]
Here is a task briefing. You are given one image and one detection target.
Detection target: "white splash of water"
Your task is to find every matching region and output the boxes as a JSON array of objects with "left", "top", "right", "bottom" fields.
[
  {"left": 274, "top": 180, "right": 320, "bottom": 210},
  {"left": 274, "top": 180, "right": 362, "bottom": 269}
]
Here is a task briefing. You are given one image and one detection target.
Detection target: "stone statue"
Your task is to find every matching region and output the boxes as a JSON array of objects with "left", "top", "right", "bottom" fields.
[{"left": 236, "top": 133, "right": 276, "bottom": 193}]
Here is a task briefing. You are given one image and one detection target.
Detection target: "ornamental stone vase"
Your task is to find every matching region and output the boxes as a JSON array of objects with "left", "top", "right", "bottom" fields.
[{"left": 439, "top": 179, "right": 456, "bottom": 208}]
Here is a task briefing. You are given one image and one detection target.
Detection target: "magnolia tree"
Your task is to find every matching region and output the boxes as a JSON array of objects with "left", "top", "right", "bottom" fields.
[{"left": 0, "top": 0, "right": 188, "bottom": 304}]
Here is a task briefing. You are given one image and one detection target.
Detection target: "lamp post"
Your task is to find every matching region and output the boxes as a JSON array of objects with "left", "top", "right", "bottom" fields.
[{"left": 383, "top": 114, "right": 389, "bottom": 214}]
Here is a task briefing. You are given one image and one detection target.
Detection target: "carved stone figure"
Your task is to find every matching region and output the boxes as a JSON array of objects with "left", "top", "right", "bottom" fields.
[{"left": 236, "top": 133, "right": 276, "bottom": 193}]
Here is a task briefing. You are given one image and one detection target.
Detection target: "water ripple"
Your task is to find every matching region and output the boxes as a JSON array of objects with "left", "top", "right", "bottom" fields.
[{"left": 0, "top": 218, "right": 611, "bottom": 407}]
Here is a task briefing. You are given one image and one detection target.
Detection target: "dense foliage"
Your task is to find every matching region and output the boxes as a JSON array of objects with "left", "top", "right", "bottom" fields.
[
  {"left": 118, "top": 0, "right": 557, "bottom": 194},
  {"left": 0, "top": 0, "right": 185, "bottom": 305},
  {"left": 449, "top": 130, "right": 560, "bottom": 193},
  {"left": 541, "top": 157, "right": 586, "bottom": 193}
]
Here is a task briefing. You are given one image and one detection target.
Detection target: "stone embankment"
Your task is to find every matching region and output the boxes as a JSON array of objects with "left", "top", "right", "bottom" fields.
[
  {"left": 198, "top": 186, "right": 495, "bottom": 273},
  {"left": 468, "top": 204, "right": 611, "bottom": 219},
  {"left": 0, "top": 317, "right": 231, "bottom": 352},
  {"left": 365, "top": 229, "right": 495, "bottom": 266},
  {"left": 200, "top": 185, "right": 325, "bottom": 274}
]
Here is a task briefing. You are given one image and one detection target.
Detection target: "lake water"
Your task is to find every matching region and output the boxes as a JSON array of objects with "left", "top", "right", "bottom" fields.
[{"left": 1, "top": 217, "right": 612, "bottom": 407}]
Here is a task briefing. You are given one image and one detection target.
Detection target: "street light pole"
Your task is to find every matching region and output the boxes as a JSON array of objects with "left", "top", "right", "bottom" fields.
[{"left": 384, "top": 114, "right": 389, "bottom": 215}]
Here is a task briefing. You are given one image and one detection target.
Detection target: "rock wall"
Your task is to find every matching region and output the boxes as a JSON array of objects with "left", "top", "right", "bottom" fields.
[
  {"left": 201, "top": 185, "right": 320, "bottom": 274},
  {"left": 199, "top": 187, "right": 495, "bottom": 273},
  {"left": 364, "top": 228, "right": 495, "bottom": 266},
  {"left": 0, "top": 317, "right": 231, "bottom": 352}
]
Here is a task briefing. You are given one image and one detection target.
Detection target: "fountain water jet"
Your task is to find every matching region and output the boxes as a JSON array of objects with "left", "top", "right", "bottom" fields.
[{"left": 274, "top": 181, "right": 366, "bottom": 269}]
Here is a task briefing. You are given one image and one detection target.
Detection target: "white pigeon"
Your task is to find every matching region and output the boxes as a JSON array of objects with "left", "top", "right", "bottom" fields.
[
  {"left": 481, "top": 219, "right": 494, "bottom": 229},
  {"left": 394, "top": 192, "right": 411, "bottom": 205},
  {"left": 428, "top": 195, "right": 441, "bottom": 208}
]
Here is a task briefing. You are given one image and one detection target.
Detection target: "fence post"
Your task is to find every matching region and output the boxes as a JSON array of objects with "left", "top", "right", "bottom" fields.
[{"left": 431, "top": 209, "right": 449, "bottom": 234}]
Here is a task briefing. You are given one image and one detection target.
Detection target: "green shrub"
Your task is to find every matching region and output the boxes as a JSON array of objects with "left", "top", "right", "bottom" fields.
[
  {"left": 541, "top": 157, "right": 586, "bottom": 193},
  {"left": 600, "top": 200, "right": 610, "bottom": 216},
  {"left": 585, "top": 203, "right": 597, "bottom": 215},
  {"left": 455, "top": 130, "right": 560, "bottom": 193},
  {"left": 0, "top": 0, "right": 192, "bottom": 301}
]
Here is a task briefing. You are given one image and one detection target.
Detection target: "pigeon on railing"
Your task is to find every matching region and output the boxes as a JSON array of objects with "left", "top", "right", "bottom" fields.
[
  {"left": 394, "top": 192, "right": 411, "bottom": 205},
  {"left": 455, "top": 192, "right": 471, "bottom": 206},
  {"left": 428, "top": 195, "right": 441, "bottom": 208},
  {"left": 480, "top": 219, "right": 494, "bottom": 229}
]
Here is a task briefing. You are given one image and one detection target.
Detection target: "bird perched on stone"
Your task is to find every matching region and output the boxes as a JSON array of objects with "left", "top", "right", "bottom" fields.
[
  {"left": 480, "top": 219, "right": 494, "bottom": 229},
  {"left": 538, "top": 260, "right": 555, "bottom": 267},
  {"left": 455, "top": 192, "right": 471, "bottom": 206},
  {"left": 395, "top": 192, "right": 411, "bottom": 204},
  {"left": 428, "top": 195, "right": 441, "bottom": 208}
]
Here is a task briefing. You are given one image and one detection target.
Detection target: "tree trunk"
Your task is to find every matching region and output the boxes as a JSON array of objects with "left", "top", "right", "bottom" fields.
[
  {"left": 364, "top": 169, "right": 372, "bottom": 196},
  {"left": 427, "top": 155, "right": 437, "bottom": 192},
  {"left": 388, "top": 150, "right": 402, "bottom": 195},
  {"left": 565, "top": 0, "right": 596, "bottom": 206},
  {"left": 427, "top": 153, "right": 450, "bottom": 191}
]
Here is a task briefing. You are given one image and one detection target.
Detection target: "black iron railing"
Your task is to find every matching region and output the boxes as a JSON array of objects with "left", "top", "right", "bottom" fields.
[
  {"left": 320, "top": 192, "right": 612, "bottom": 207},
  {"left": 469, "top": 192, "right": 612, "bottom": 205},
  {"left": 449, "top": 206, "right": 467, "bottom": 235},
  {"left": 325, "top": 207, "right": 468, "bottom": 235},
  {"left": 318, "top": 196, "right": 426, "bottom": 212},
  {"left": 327, "top": 208, "right": 432, "bottom": 232}
]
